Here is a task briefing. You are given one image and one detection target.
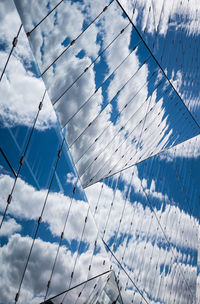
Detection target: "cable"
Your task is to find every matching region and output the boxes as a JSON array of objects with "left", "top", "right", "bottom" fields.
[
  {"left": 69, "top": 54, "right": 153, "bottom": 161},
  {"left": 114, "top": 0, "right": 200, "bottom": 132},
  {"left": 110, "top": 94, "right": 185, "bottom": 170},
  {"left": 41, "top": 1, "right": 115, "bottom": 75},
  {"left": 0, "top": 90, "right": 46, "bottom": 231},
  {"left": 130, "top": 200, "right": 157, "bottom": 303},
  {"left": 73, "top": 64, "right": 158, "bottom": 172},
  {"left": 0, "top": 147, "right": 17, "bottom": 177},
  {"left": 164, "top": 139, "right": 199, "bottom": 302},
  {"left": 14, "top": 137, "right": 64, "bottom": 303},
  {"left": 0, "top": 24, "right": 22, "bottom": 82},
  {"left": 44, "top": 181, "right": 78, "bottom": 300},
  {"left": 103, "top": 240, "right": 150, "bottom": 304},
  {"left": 136, "top": 135, "right": 198, "bottom": 302},
  {"left": 125, "top": 166, "right": 159, "bottom": 298},
  {"left": 26, "top": 0, "right": 64, "bottom": 37},
  {"left": 140, "top": 182, "right": 194, "bottom": 299},
  {"left": 100, "top": 164, "right": 146, "bottom": 277},
  {"left": 137, "top": 147, "right": 195, "bottom": 302},
  {"left": 151, "top": 0, "right": 167, "bottom": 51},
  {"left": 142, "top": 1, "right": 153, "bottom": 35},
  {"left": 60, "top": 206, "right": 91, "bottom": 303},
  {"left": 85, "top": 272, "right": 112, "bottom": 304},
  {"left": 52, "top": 22, "right": 131, "bottom": 106},
  {"left": 138, "top": 157, "right": 171, "bottom": 302},
  {"left": 116, "top": 164, "right": 156, "bottom": 299},
  {"left": 81, "top": 273, "right": 108, "bottom": 304},
  {"left": 61, "top": 39, "right": 142, "bottom": 130},
  {"left": 73, "top": 230, "right": 103, "bottom": 304},
  {"left": 134, "top": 90, "right": 154, "bottom": 154},
  {"left": 113, "top": 164, "right": 151, "bottom": 297},
  {"left": 40, "top": 270, "right": 111, "bottom": 304},
  {"left": 82, "top": 80, "right": 172, "bottom": 187},
  {"left": 98, "top": 132, "right": 200, "bottom": 188},
  {"left": 111, "top": 170, "right": 134, "bottom": 252},
  {"left": 104, "top": 137, "right": 197, "bottom": 302},
  {"left": 93, "top": 183, "right": 104, "bottom": 218},
  {"left": 96, "top": 134, "right": 195, "bottom": 300},
  {"left": 102, "top": 173, "right": 121, "bottom": 240},
  {"left": 85, "top": 89, "right": 198, "bottom": 188}
]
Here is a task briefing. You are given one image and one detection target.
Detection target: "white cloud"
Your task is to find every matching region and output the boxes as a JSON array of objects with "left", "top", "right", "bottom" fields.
[
  {"left": 111, "top": 248, "right": 196, "bottom": 304},
  {"left": 0, "top": 233, "right": 110, "bottom": 303},
  {"left": 85, "top": 167, "right": 198, "bottom": 302},
  {"left": 0, "top": 217, "right": 21, "bottom": 237},
  {"left": 14, "top": 0, "right": 102, "bottom": 72},
  {"left": 0, "top": 51, "right": 57, "bottom": 130},
  {"left": 6, "top": 172, "right": 195, "bottom": 304},
  {"left": 0, "top": 172, "right": 111, "bottom": 302},
  {"left": 12, "top": 0, "right": 177, "bottom": 187},
  {"left": 71, "top": 40, "right": 172, "bottom": 187},
  {"left": 119, "top": 0, "right": 200, "bottom": 36},
  {"left": 66, "top": 172, "right": 81, "bottom": 188},
  {"left": 85, "top": 173, "right": 198, "bottom": 252},
  {"left": 0, "top": 0, "right": 21, "bottom": 50},
  {"left": 11, "top": 0, "right": 197, "bottom": 191},
  {"left": 0, "top": 1, "right": 57, "bottom": 130},
  {"left": 1, "top": 2, "right": 199, "bottom": 303},
  {"left": 118, "top": 0, "right": 200, "bottom": 131},
  {"left": 171, "top": 69, "right": 183, "bottom": 91},
  {"left": 0, "top": 173, "right": 97, "bottom": 243},
  {"left": 158, "top": 134, "right": 200, "bottom": 161}
]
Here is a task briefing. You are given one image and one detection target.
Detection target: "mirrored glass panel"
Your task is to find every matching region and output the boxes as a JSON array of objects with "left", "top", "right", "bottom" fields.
[
  {"left": 121, "top": 0, "right": 200, "bottom": 125},
  {"left": 85, "top": 134, "right": 200, "bottom": 304},
  {"left": 0, "top": 3, "right": 111, "bottom": 303},
  {"left": 14, "top": 0, "right": 200, "bottom": 187}
]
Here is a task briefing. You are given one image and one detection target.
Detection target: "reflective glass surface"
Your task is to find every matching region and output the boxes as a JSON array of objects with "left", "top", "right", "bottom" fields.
[
  {"left": 85, "top": 139, "right": 200, "bottom": 303},
  {"left": 1, "top": 0, "right": 200, "bottom": 304},
  {"left": 14, "top": 0, "right": 200, "bottom": 187}
]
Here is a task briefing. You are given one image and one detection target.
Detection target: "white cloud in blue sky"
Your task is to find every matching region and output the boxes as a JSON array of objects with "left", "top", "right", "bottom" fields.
[
  {"left": 0, "top": 216, "right": 21, "bottom": 237},
  {"left": 0, "top": 233, "right": 110, "bottom": 303},
  {"left": 0, "top": 0, "right": 56, "bottom": 130}
]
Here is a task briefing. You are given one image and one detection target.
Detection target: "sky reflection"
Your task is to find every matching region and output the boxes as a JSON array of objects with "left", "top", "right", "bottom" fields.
[{"left": 0, "top": 0, "right": 200, "bottom": 303}]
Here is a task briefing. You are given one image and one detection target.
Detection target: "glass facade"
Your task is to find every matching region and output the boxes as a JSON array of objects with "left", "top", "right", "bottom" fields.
[{"left": 0, "top": 0, "right": 199, "bottom": 303}]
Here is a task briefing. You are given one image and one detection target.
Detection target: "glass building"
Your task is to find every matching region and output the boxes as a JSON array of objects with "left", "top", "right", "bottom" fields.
[{"left": 0, "top": 0, "right": 200, "bottom": 303}]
